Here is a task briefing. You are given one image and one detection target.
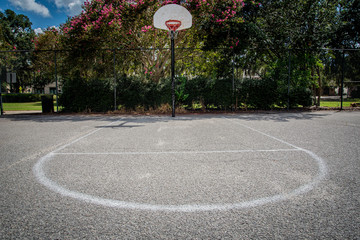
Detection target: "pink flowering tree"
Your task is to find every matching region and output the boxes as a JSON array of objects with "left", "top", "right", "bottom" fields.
[{"left": 60, "top": 0, "right": 252, "bottom": 82}]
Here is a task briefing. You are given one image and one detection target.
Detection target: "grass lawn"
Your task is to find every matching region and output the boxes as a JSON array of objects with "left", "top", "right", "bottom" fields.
[
  {"left": 2, "top": 102, "right": 43, "bottom": 111},
  {"left": 2, "top": 101, "right": 62, "bottom": 111},
  {"left": 320, "top": 98, "right": 360, "bottom": 108},
  {"left": 320, "top": 101, "right": 351, "bottom": 107}
]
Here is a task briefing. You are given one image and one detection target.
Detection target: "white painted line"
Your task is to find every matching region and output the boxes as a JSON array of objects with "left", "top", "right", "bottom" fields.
[
  {"left": 224, "top": 117, "right": 328, "bottom": 193},
  {"left": 54, "top": 148, "right": 301, "bottom": 155},
  {"left": 54, "top": 120, "right": 122, "bottom": 153},
  {"left": 33, "top": 118, "right": 328, "bottom": 212},
  {"left": 223, "top": 117, "right": 301, "bottom": 149}
]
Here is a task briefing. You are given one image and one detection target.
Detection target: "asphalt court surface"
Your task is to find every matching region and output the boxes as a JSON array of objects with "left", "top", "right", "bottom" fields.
[
  {"left": 36, "top": 117, "right": 323, "bottom": 211},
  {"left": 1, "top": 111, "right": 359, "bottom": 238}
]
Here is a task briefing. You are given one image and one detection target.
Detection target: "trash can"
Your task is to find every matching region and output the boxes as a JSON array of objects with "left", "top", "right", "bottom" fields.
[{"left": 41, "top": 95, "right": 54, "bottom": 113}]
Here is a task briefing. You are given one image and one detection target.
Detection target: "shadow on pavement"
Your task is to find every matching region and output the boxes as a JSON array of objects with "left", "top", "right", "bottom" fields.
[{"left": 0, "top": 110, "right": 335, "bottom": 124}]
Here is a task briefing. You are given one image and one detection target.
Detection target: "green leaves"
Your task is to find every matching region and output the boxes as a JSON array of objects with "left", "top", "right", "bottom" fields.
[
  {"left": 0, "top": 9, "right": 35, "bottom": 92},
  {"left": 0, "top": 9, "right": 35, "bottom": 50}
]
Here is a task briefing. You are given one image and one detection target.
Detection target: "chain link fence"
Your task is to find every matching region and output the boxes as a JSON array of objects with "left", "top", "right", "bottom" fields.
[{"left": 1, "top": 48, "right": 359, "bottom": 114}]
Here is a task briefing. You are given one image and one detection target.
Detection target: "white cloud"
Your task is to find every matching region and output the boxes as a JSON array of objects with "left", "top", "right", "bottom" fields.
[
  {"left": 50, "top": 25, "right": 59, "bottom": 30},
  {"left": 10, "top": 0, "right": 51, "bottom": 18},
  {"left": 54, "top": 0, "right": 84, "bottom": 16},
  {"left": 34, "top": 26, "right": 60, "bottom": 35},
  {"left": 34, "top": 28, "right": 44, "bottom": 35}
]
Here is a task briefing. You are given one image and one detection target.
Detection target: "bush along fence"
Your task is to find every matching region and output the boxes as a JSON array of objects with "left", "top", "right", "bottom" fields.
[
  {"left": 1, "top": 48, "right": 359, "bottom": 113},
  {"left": 1, "top": 93, "right": 53, "bottom": 103}
]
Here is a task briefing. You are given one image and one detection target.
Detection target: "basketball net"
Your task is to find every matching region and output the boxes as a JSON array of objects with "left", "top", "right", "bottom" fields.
[
  {"left": 165, "top": 20, "right": 182, "bottom": 32},
  {"left": 165, "top": 20, "right": 181, "bottom": 39}
]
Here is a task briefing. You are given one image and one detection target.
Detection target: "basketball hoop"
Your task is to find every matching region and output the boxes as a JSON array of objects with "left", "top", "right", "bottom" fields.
[
  {"left": 153, "top": 4, "right": 192, "bottom": 117},
  {"left": 165, "top": 20, "right": 182, "bottom": 32},
  {"left": 154, "top": 4, "right": 192, "bottom": 31}
]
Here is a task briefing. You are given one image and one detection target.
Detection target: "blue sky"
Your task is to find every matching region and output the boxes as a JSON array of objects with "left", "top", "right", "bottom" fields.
[{"left": 0, "top": 0, "right": 85, "bottom": 33}]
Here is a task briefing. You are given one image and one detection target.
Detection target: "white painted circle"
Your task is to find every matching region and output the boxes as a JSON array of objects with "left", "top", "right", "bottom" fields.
[{"left": 33, "top": 120, "right": 327, "bottom": 212}]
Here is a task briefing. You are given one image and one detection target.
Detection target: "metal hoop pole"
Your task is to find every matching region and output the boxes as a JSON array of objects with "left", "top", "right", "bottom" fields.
[
  {"left": 171, "top": 30, "right": 176, "bottom": 117},
  {"left": 113, "top": 49, "right": 117, "bottom": 111},
  {"left": 341, "top": 50, "right": 345, "bottom": 110}
]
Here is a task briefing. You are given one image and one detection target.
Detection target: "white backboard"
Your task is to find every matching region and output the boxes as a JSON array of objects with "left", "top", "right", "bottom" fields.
[{"left": 153, "top": 4, "right": 192, "bottom": 31}]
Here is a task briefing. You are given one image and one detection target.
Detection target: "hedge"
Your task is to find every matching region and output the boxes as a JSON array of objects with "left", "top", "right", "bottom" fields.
[
  {"left": 58, "top": 75, "right": 313, "bottom": 112},
  {"left": 1, "top": 93, "right": 53, "bottom": 103},
  {"left": 59, "top": 75, "right": 114, "bottom": 112}
]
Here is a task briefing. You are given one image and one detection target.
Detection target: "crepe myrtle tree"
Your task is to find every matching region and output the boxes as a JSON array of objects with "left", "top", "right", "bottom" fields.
[{"left": 60, "top": 0, "right": 253, "bottom": 82}]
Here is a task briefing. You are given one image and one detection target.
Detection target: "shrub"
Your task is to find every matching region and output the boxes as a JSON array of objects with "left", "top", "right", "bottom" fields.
[
  {"left": 184, "top": 76, "right": 233, "bottom": 109},
  {"left": 207, "top": 78, "right": 233, "bottom": 109},
  {"left": 58, "top": 73, "right": 313, "bottom": 113},
  {"left": 184, "top": 76, "right": 210, "bottom": 108},
  {"left": 350, "top": 86, "right": 360, "bottom": 98},
  {"left": 117, "top": 76, "right": 171, "bottom": 110},
  {"left": 289, "top": 87, "right": 312, "bottom": 107},
  {"left": 238, "top": 77, "right": 278, "bottom": 109},
  {"left": 59, "top": 74, "right": 113, "bottom": 112},
  {"left": 277, "top": 86, "right": 312, "bottom": 108},
  {"left": 2, "top": 93, "right": 48, "bottom": 103}
]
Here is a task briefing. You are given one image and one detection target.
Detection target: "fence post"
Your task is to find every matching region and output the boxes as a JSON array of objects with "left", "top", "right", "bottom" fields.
[
  {"left": 232, "top": 53, "right": 235, "bottom": 111},
  {"left": 113, "top": 49, "right": 117, "bottom": 111},
  {"left": 54, "top": 51, "right": 58, "bottom": 112},
  {"left": 0, "top": 71, "right": 3, "bottom": 115},
  {"left": 341, "top": 50, "right": 345, "bottom": 110}
]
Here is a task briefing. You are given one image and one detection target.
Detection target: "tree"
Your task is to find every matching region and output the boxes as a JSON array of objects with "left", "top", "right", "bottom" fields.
[
  {"left": 59, "top": 0, "right": 249, "bottom": 82},
  {"left": 332, "top": 0, "right": 360, "bottom": 49},
  {"left": 239, "top": 0, "right": 340, "bottom": 106},
  {"left": 0, "top": 9, "right": 35, "bottom": 92},
  {"left": 32, "top": 27, "right": 62, "bottom": 89},
  {"left": 330, "top": 0, "right": 360, "bottom": 96}
]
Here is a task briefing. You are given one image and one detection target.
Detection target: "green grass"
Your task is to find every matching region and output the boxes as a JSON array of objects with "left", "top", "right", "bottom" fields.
[
  {"left": 320, "top": 101, "right": 347, "bottom": 107},
  {"left": 3, "top": 102, "right": 43, "bottom": 111},
  {"left": 2, "top": 101, "right": 62, "bottom": 111},
  {"left": 320, "top": 98, "right": 360, "bottom": 108}
]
